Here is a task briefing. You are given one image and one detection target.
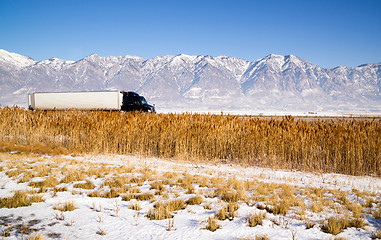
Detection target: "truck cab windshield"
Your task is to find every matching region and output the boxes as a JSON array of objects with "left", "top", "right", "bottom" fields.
[{"left": 141, "top": 100, "right": 148, "bottom": 105}]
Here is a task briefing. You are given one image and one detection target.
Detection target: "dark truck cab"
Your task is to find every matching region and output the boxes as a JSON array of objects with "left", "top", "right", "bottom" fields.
[{"left": 121, "top": 91, "right": 155, "bottom": 113}]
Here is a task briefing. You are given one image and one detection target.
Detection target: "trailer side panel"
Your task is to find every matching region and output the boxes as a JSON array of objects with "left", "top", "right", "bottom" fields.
[{"left": 29, "top": 91, "right": 122, "bottom": 110}]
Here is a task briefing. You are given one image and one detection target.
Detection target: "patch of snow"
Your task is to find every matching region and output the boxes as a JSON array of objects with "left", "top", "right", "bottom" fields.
[{"left": 0, "top": 153, "right": 380, "bottom": 239}]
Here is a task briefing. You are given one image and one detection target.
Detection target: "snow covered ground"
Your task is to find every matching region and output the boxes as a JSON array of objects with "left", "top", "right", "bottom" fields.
[{"left": 0, "top": 152, "right": 380, "bottom": 239}]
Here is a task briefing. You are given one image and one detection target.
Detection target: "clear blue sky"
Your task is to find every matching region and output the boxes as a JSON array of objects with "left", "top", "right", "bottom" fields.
[{"left": 1, "top": 0, "right": 380, "bottom": 68}]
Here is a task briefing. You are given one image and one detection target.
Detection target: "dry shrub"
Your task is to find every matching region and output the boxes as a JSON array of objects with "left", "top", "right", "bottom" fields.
[
  {"left": 88, "top": 191, "right": 101, "bottom": 198},
  {"left": 53, "top": 186, "right": 67, "bottom": 192},
  {"left": 279, "top": 185, "right": 297, "bottom": 204},
  {"left": 215, "top": 187, "right": 228, "bottom": 198},
  {"left": 217, "top": 202, "right": 239, "bottom": 221},
  {"left": 96, "top": 227, "right": 106, "bottom": 236},
  {"left": 101, "top": 178, "right": 125, "bottom": 189},
  {"left": 321, "top": 216, "right": 364, "bottom": 235},
  {"left": 129, "top": 177, "right": 145, "bottom": 186},
  {"left": 196, "top": 176, "right": 209, "bottom": 188},
  {"left": 204, "top": 202, "right": 213, "bottom": 210},
  {"left": 162, "top": 171, "right": 178, "bottom": 184},
  {"left": 339, "top": 195, "right": 350, "bottom": 207},
  {"left": 147, "top": 205, "right": 172, "bottom": 220},
  {"left": 310, "top": 202, "right": 324, "bottom": 213},
  {"left": 155, "top": 199, "right": 186, "bottom": 212},
  {"left": 129, "top": 201, "right": 141, "bottom": 211},
  {"left": 362, "top": 198, "right": 375, "bottom": 208},
  {"left": 205, "top": 189, "right": 217, "bottom": 199},
  {"left": 29, "top": 194, "right": 44, "bottom": 203},
  {"left": 33, "top": 164, "right": 52, "bottom": 178},
  {"left": 349, "top": 217, "right": 365, "bottom": 229},
  {"left": 255, "top": 235, "right": 269, "bottom": 240},
  {"left": 216, "top": 206, "right": 228, "bottom": 220},
  {"left": 0, "top": 191, "right": 31, "bottom": 208},
  {"left": 122, "top": 193, "right": 136, "bottom": 201},
  {"left": 245, "top": 180, "right": 257, "bottom": 190},
  {"left": 227, "top": 178, "right": 245, "bottom": 191},
  {"left": 29, "top": 176, "right": 59, "bottom": 188},
  {"left": 139, "top": 167, "right": 156, "bottom": 180},
  {"left": 186, "top": 195, "right": 204, "bottom": 205},
  {"left": 53, "top": 200, "right": 77, "bottom": 212},
  {"left": 257, "top": 204, "right": 273, "bottom": 214},
  {"left": 150, "top": 181, "right": 165, "bottom": 191},
  {"left": 222, "top": 191, "right": 246, "bottom": 203},
  {"left": 6, "top": 169, "right": 24, "bottom": 178},
  {"left": 129, "top": 187, "right": 141, "bottom": 194},
  {"left": 167, "top": 199, "right": 186, "bottom": 211},
  {"left": 348, "top": 203, "right": 363, "bottom": 218},
  {"left": 373, "top": 209, "right": 381, "bottom": 219},
  {"left": 2, "top": 108, "right": 380, "bottom": 176},
  {"left": 101, "top": 189, "right": 120, "bottom": 198},
  {"left": 209, "top": 177, "right": 225, "bottom": 188},
  {"left": 180, "top": 181, "right": 195, "bottom": 194},
  {"left": 321, "top": 217, "right": 348, "bottom": 235},
  {"left": 60, "top": 172, "right": 85, "bottom": 183},
  {"left": 248, "top": 212, "right": 266, "bottom": 227},
  {"left": 305, "top": 219, "right": 315, "bottom": 229},
  {"left": 256, "top": 183, "right": 278, "bottom": 196},
  {"left": 311, "top": 187, "right": 324, "bottom": 199},
  {"left": 18, "top": 171, "right": 34, "bottom": 183},
  {"left": 205, "top": 216, "right": 219, "bottom": 232},
  {"left": 136, "top": 192, "right": 155, "bottom": 201},
  {"left": 117, "top": 165, "right": 135, "bottom": 174},
  {"left": 147, "top": 199, "right": 186, "bottom": 220},
  {"left": 27, "top": 232, "right": 44, "bottom": 240},
  {"left": 272, "top": 201, "right": 289, "bottom": 216},
  {"left": 73, "top": 180, "right": 95, "bottom": 189}
]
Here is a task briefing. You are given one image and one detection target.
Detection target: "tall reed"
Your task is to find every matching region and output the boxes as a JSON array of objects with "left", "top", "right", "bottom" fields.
[{"left": 0, "top": 107, "right": 380, "bottom": 176}]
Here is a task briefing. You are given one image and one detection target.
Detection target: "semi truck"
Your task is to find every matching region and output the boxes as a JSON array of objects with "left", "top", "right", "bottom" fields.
[{"left": 28, "top": 90, "right": 155, "bottom": 113}]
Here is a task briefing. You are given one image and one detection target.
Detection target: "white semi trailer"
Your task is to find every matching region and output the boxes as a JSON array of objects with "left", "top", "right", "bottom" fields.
[{"left": 28, "top": 91, "right": 155, "bottom": 112}]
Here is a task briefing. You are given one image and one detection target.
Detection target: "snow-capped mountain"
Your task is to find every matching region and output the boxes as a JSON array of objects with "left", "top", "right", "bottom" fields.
[
  {"left": 0, "top": 49, "right": 380, "bottom": 113},
  {"left": 0, "top": 49, "right": 36, "bottom": 69}
]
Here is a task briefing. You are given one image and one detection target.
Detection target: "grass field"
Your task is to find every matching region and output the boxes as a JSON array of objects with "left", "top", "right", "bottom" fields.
[
  {"left": 0, "top": 107, "right": 380, "bottom": 239},
  {"left": 0, "top": 107, "right": 380, "bottom": 177}
]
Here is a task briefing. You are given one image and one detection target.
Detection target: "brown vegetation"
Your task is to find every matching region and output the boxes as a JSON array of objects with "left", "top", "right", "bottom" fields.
[
  {"left": 53, "top": 200, "right": 77, "bottom": 212},
  {"left": 205, "top": 216, "right": 220, "bottom": 232},
  {"left": 0, "top": 191, "right": 43, "bottom": 208},
  {"left": 247, "top": 212, "right": 266, "bottom": 227},
  {"left": 1, "top": 107, "right": 380, "bottom": 176}
]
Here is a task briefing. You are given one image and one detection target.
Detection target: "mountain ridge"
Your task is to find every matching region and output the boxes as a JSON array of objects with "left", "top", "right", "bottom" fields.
[{"left": 0, "top": 49, "right": 380, "bottom": 113}]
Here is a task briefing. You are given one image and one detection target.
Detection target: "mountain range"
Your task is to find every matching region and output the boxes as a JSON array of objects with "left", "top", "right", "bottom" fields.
[{"left": 0, "top": 49, "right": 380, "bottom": 114}]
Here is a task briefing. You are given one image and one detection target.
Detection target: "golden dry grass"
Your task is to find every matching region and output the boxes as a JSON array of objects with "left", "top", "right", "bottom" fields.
[
  {"left": 321, "top": 216, "right": 365, "bottom": 235},
  {"left": 0, "top": 191, "right": 31, "bottom": 208},
  {"left": 135, "top": 192, "right": 155, "bottom": 201},
  {"left": 27, "top": 233, "right": 44, "bottom": 240},
  {"left": 154, "top": 199, "right": 186, "bottom": 212},
  {"left": 128, "top": 201, "right": 141, "bottom": 211},
  {"left": 186, "top": 195, "right": 204, "bottom": 205},
  {"left": 147, "top": 205, "right": 173, "bottom": 220},
  {"left": 205, "top": 216, "right": 220, "bottom": 232},
  {"left": 1, "top": 108, "right": 380, "bottom": 176},
  {"left": 53, "top": 200, "right": 77, "bottom": 212},
  {"left": 73, "top": 180, "right": 95, "bottom": 189},
  {"left": 216, "top": 202, "right": 239, "bottom": 221},
  {"left": 247, "top": 212, "right": 266, "bottom": 227}
]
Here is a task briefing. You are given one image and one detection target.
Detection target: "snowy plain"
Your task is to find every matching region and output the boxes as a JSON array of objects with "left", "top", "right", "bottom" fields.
[{"left": 0, "top": 152, "right": 380, "bottom": 240}]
